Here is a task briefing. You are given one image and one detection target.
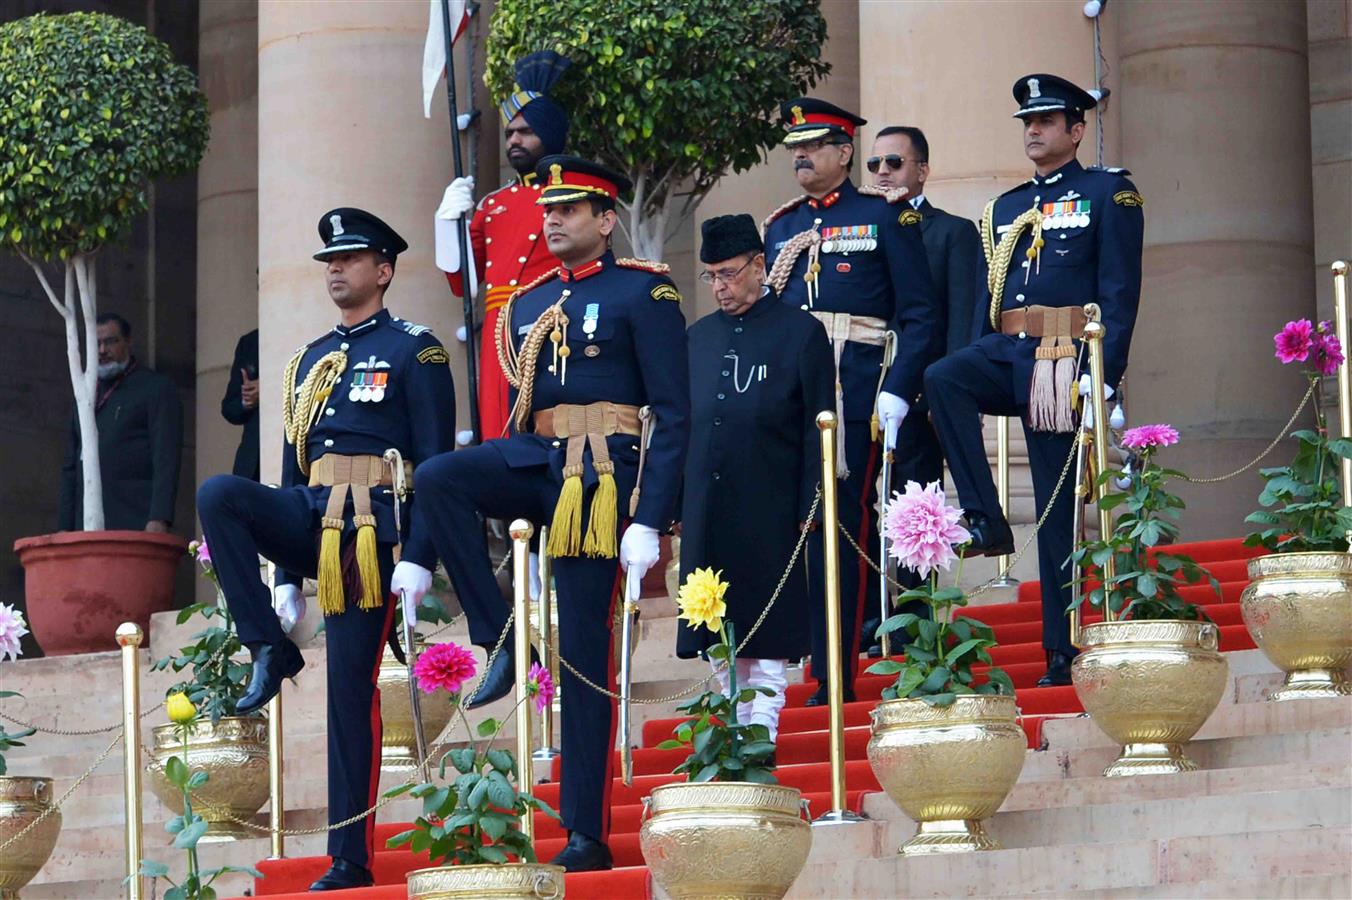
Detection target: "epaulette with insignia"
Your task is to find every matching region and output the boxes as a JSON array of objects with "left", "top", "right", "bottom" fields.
[
  {"left": 395, "top": 319, "right": 433, "bottom": 337},
  {"left": 508, "top": 266, "right": 561, "bottom": 303},
  {"left": 615, "top": 257, "right": 671, "bottom": 275},
  {"left": 1087, "top": 165, "right": 1133, "bottom": 176},
  {"left": 762, "top": 195, "right": 808, "bottom": 231},
  {"left": 858, "top": 184, "right": 910, "bottom": 205}
]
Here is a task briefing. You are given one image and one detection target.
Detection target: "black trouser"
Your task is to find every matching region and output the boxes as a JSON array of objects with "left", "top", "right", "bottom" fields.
[
  {"left": 196, "top": 475, "right": 396, "bottom": 867},
  {"left": 924, "top": 346, "right": 1076, "bottom": 655},
  {"left": 413, "top": 444, "right": 624, "bottom": 843}
]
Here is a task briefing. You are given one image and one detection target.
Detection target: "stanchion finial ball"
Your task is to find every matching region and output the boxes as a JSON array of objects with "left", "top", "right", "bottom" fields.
[
  {"left": 509, "top": 519, "right": 535, "bottom": 542},
  {"left": 115, "top": 622, "right": 144, "bottom": 647},
  {"left": 816, "top": 410, "right": 837, "bottom": 431}
]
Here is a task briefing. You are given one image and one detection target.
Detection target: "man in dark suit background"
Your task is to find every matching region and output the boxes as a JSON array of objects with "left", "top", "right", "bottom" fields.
[{"left": 221, "top": 328, "right": 260, "bottom": 480}]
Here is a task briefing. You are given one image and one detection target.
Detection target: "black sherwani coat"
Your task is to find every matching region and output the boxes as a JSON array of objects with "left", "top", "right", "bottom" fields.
[{"left": 677, "top": 289, "right": 835, "bottom": 660}]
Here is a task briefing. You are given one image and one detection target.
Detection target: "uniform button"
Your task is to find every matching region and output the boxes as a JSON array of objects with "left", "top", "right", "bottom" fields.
[
  {"left": 485, "top": 216, "right": 493, "bottom": 223},
  {"left": 325, "top": 408, "right": 335, "bottom": 416},
  {"left": 721, "top": 370, "right": 730, "bottom": 377},
  {"left": 518, "top": 256, "right": 527, "bottom": 263},
  {"left": 1018, "top": 331, "right": 1027, "bottom": 340},
  {"left": 734, "top": 327, "right": 743, "bottom": 334},
  {"left": 1015, "top": 293, "right": 1025, "bottom": 302},
  {"left": 713, "top": 416, "right": 723, "bottom": 426},
  {"left": 528, "top": 233, "right": 537, "bottom": 240},
  {"left": 511, "top": 186, "right": 519, "bottom": 193},
  {"left": 486, "top": 283, "right": 494, "bottom": 289},
  {"left": 717, "top": 392, "right": 726, "bottom": 400},
  {"left": 485, "top": 237, "right": 492, "bottom": 244},
  {"left": 801, "top": 305, "right": 809, "bottom": 311},
  {"left": 340, "top": 342, "right": 349, "bottom": 350},
  {"left": 712, "top": 472, "right": 721, "bottom": 481},
  {"left": 324, "top": 439, "right": 334, "bottom": 447},
  {"left": 552, "top": 440, "right": 561, "bottom": 448},
  {"left": 509, "top": 279, "right": 518, "bottom": 286},
  {"left": 1034, "top": 196, "right": 1041, "bottom": 203},
  {"left": 486, "top": 261, "right": 492, "bottom": 267}
]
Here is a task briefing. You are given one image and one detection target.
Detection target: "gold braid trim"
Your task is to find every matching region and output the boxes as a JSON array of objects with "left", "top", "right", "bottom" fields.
[
  {"left": 765, "top": 227, "right": 821, "bottom": 295},
  {"left": 496, "top": 273, "right": 571, "bottom": 434},
  {"left": 281, "top": 349, "right": 347, "bottom": 476},
  {"left": 762, "top": 194, "right": 807, "bottom": 232},
  {"left": 614, "top": 257, "right": 670, "bottom": 274},
  {"left": 981, "top": 200, "right": 1045, "bottom": 331},
  {"left": 857, "top": 183, "right": 911, "bottom": 204},
  {"left": 496, "top": 267, "right": 561, "bottom": 391}
]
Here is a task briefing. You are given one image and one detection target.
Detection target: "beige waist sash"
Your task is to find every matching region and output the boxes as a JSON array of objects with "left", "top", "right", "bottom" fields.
[{"left": 809, "top": 312, "right": 894, "bottom": 478}]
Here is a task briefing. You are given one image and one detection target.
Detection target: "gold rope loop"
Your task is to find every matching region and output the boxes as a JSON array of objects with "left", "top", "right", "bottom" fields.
[
  {"left": 982, "top": 201, "right": 1044, "bottom": 331},
  {"left": 282, "top": 349, "right": 347, "bottom": 476},
  {"left": 765, "top": 228, "right": 821, "bottom": 296}
]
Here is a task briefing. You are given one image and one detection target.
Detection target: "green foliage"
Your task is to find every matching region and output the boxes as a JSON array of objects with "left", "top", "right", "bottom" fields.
[
  {"left": 0, "top": 690, "right": 36, "bottom": 776},
  {"left": 385, "top": 716, "right": 560, "bottom": 866},
  {"left": 867, "top": 579, "right": 1014, "bottom": 707},
  {"left": 152, "top": 603, "right": 253, "bottom": 724},
  {"left": 1245, "top": 424, "right": 1352, "bottom": 555},
  {"left": 1070, "top": 452, "right": 1218, "bottom": 621},
  {"left": 485, "top": 0, "right": 830, "bottom": 243},
  {"left": 0, "top": 12, "right": 209, "bottom": 261}
]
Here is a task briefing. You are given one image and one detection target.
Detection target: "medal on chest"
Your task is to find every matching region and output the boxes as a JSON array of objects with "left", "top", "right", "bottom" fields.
[
  {"left": 819, "top": 224, "right": 877, "bottom": 254},
  {"left": 349, "top": 356, "right": 391, "bottom": 402}
]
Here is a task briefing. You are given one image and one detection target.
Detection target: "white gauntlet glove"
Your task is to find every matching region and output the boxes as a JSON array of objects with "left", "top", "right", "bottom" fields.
[
  {"left": 434, "top": 176, "right": 476, "bottom": 275},
  {"left": 391, "top": 560, "right": 433, "bottom": 623},
  {"left": 272, "top": 583, "right": 305, "bottom": 634},
  {"left": 436, "top": 177, "right": 476, "bottom": 219},
  {"left": 619, "top": 524, "right": 661, "bottom": 602},
  {"left": 876, "top": 391, "right": 910, "bottom": 451},
  {"left": 1077, "top": 374, "right": 1115, "bottom": 430}
]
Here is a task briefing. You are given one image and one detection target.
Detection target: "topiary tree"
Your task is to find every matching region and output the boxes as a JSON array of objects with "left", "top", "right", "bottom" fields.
[
  {"left": 486, "top": 0, "right": 829, "bottom": 260},
  {"left": 0, "top": 12, "right": 209, "bottom": 531}
]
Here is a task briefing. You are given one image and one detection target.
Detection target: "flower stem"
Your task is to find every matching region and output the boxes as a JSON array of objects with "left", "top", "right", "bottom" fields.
[
  {"left": 723, "top": 621, "right": 739, "bottom": 726},
  {"left": 179, "top": 727, "right": 199, "bottom": 886}
]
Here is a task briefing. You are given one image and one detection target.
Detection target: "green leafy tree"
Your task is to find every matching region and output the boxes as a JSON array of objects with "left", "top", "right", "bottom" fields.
[
  {"left": 0, "top": 12, "right": 209, "bottom": 530},
  {"left": 486, "top": 0, "right": 830, "bottom": 260}
]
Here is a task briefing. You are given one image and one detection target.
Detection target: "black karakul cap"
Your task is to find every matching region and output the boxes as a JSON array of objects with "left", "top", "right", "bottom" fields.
[
  {"left": 780, "top": 97, "right": 867, "bottom": 146},
  {"left": 314, "top": 208, "right": 408, "bottom": 261},
  {"left": 534, "top": 155, "right": 632, "bottom": 205},
  {"left": 1012, "top": 73, "right": 1103, "bottom": 119},
  {"left": 700, "top": 214, "right": 764, "bottom": 264}
]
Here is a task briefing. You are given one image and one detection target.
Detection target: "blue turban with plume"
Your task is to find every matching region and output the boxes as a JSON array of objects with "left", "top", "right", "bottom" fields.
[{"left": 499, "top": 50, "right": 571, "bottom": 156}]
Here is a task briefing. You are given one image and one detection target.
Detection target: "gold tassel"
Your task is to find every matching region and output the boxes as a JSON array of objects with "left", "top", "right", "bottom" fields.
[
  {"left": 1052, "top": 351, "right": 1077, "bottom": 433},
  {"left": 547, "top": 470, "right": 584, "bottom": 557},
  {"left": 317, "top": 517, "right": 346, "bottom": 615},
  {"left": 353, "top": 515, "right": 382, "bottom": 610},
  {"left": 1028, "top": 356, "right": 1056, "bottom": 432},
  {"left": 582, "top": 468, "right": 619, "bottom": 558}
]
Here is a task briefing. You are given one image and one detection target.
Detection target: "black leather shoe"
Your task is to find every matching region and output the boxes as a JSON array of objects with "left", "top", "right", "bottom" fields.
[
  {"left": 1036, "top": 651, "right": 1075, "bottom": 687},
  {"left": 237, "top": 639, "right": 304, "bottom": 715},
  {"left": 966, "top": 512, "right": 1015, "bottom": 558},
  {"left": 548, "top": 832, "right": 613, "bottom": 873},
  {"left": 464, "top": 645, "right": 541, "bottom": 710},
  {"left": 308, "top": 857, "right": 373, "bottom": 891},
  {"left": 804, "top": 682, "right": 857, "bottom": 707}
]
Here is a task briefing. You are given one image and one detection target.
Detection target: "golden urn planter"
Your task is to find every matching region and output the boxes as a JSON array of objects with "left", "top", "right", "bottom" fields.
[
  {"left": 639, "top": 781, "right": 811, "bottom": 899},
  {"left": 0, "top": 776, "right": 62, "bottom": 898},
  {"left": 1072, "top": 620, "right": 1228, "bottom": 776},
  {"left": 1240, "top": 551, "right": 1352, "bottom": 701},
  {"left": 146, "top": 716, "right": 269, "bottom": 842},
  {"left": 406, "top": 862, "right": 566, "bottom": 899},
  {"left": 380, "top": 647, "right": 455, "bottom": 771},
  {"left": 867, "top": 694, "right": 1024, "bottom": 855}
]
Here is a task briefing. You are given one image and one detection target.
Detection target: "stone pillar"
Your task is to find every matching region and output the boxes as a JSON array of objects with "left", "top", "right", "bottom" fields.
[
  {"left": 1308, "top": 1, "right": 1352, "bottom": 324},
  {"left": 196, "top": 0, "right": 258, "bottom": 493},
  {"left": 1120, "top": 2, "right": 1316, "bottom": 538},
  {"left": 257, "top": 0, "right": 484, "bottom": 480}
]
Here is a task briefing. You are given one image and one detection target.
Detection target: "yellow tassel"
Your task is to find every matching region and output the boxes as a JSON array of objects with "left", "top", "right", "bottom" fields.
[
  {"left": 582, "top": 471, "right": 619, "bottom": 558},
  {"left": 317, "top": 519, "right": 346, "bottom": 616},
  {"left": 354, "top": 517, "right": 382, "bottom": 610},
  {"left": 547, "top": 474, "right": 584, "bottom": 557}
]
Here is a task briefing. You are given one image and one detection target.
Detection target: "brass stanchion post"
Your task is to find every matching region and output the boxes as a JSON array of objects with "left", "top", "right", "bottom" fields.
[
  {"left": 533, "top": 527, "right": 560, "bottom": 765},
  {"left": 1332, "top": 261, "right": 1351, "bottom": 512},
  {"left": 813, "top": 412, "right": 865, "bottom": 828},
  {"left": 992, "top": 416, "right": 1019, "bottom": 587},
  {"left": 508, "top": 520, "right": 535, "bottom": 841},
  {"left": 1083, "top": 313, "right": 1117, "bottom": 621},
  {"left": 266, "top": 692, "right": 285, "bottom": 859},
  {"left": 116, "top": 622, "right": 144, "bottom": 900}
]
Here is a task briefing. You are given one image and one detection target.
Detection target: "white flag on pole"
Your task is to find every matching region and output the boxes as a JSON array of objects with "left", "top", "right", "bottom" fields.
[{"left": 423, "top": 0, "right": 470, "bottom": 118}]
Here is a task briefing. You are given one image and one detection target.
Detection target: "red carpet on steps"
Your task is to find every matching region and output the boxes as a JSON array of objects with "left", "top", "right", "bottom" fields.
[{"left": 234, "top": 537, "right": 1256, "bottom": 899}]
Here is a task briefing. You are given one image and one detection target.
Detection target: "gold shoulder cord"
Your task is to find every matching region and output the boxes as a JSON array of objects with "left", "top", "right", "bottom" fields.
[
  {"left": 982, "top": 200, "right": 1045, "bottom": 331},
  {"left": 495, "top": 272, "right": 569, "bottom": 434},
  {"left": 281, "top": 348, "right": 347, "bottom": 476}
]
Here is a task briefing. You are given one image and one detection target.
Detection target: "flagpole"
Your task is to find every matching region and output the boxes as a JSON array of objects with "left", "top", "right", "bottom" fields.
[{"left": 441, "top": 0, "right": 481, "bottom": 444}]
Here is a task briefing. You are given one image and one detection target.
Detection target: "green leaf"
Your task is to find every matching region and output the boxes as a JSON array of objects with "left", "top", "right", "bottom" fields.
[
  {"left": 476, "top": 718, "right": 499, "bottom": 737},
  {"left": 186, "top": 770, "right": 209, "bottom": 790},
  {"left": 165, "top": 755, "right": 189, "bottom": 790},
  {"left": 173, "top": 817, "right": 208, "bottom": 850},
  {"left": 138, "top": 859, "right": 170, "bottom": 878},
  {"left": 486, "top": 748, "right": 516, "bottom": 776}
]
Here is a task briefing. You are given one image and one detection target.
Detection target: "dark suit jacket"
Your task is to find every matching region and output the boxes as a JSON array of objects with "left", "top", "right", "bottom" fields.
[
  {"left": 916, "top": 198, "right": 982, "bottom": 356},
  {"left": 221, "top": 330, "right": 260, "bottom": 480}
]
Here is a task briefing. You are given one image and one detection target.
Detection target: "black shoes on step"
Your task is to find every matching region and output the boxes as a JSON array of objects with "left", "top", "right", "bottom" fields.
[
  {"left": 464, "top": 644, "right": 541, "bottom": 710},
  {"left": 308, "top": 857, "right": 373, "bottom": 891},
  {"left": 548, "top": 832, "right": 613, "bottom": 873},
  {"left": 804, "top": 682, "right": 856, "bottom": 707},
  {"left": 1036, "top": 650, "right": 1075, "bottom": 687},
  {"left": 237, "top": 638, "right": 304, "bottom": 715},
  {"left": 965, "top": 511, "right": 1015, "bottom": 558}
]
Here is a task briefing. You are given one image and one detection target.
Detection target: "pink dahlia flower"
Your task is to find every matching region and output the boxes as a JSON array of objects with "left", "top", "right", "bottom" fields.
[
  {"left": 0, "top": 602, "right": 29, "bottom": 661},
  {"left": 1313, "top": 331, "right": 1345, "bottom": 377},
  {"left": 1120, "top": 423, "right": 1180, "bottom": 451},
  {"left": 1274, "top": 319, "right": 1314, "bottom": 364},
  {"left": 882, "top": 480, "right": 971, "bottom": 579},
  {"left": 414, "top": 641, "right": 478, "bottom": 696},
  {"left": 527, "top": 661, "right": 556, "bottom": 714},
  {"left": 189, "top": 538, "right": 211, "bottom": 566}
]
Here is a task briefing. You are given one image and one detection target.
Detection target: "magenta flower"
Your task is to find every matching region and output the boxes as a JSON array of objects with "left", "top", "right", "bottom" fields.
[
  {"left": 1274, "top": 319, "right": 1314, "bottom": 364},
  {"left": 1312, "top": 331, "right": 1345, "bottom": 377},
  {"left": 0, "top": 602, "right": 28, "bottom": 661},
  {"left": 188, "top": 538, "right": 211, "bottom": 566},
  {"left": 527, "top": 661, "right": 556, "bottom": 714},
  {"left": 882, "top": 480, "right": 971, "bottom": 579},
  {"left": 414, "top": 641, "right": 478, "bottom": 696},
  {"left": 1120, "top": 424, "right": 1180, "bottom": 451}
]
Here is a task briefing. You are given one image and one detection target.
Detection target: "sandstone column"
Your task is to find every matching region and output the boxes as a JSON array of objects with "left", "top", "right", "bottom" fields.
[{"left": 1120, "top": 2, "right": 1316, "bottom": 538}]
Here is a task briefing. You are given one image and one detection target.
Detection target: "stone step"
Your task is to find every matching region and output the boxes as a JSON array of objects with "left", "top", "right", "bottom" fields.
[{"left": 1059, "top": 874, "right": 1351, "bottom": 898}]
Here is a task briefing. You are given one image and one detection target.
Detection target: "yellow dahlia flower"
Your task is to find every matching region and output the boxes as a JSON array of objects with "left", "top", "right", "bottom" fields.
[
  {"left": 166, "top": 692, "right": 197, "bottom": 725},
  {"left": 677, "top": 567, "right": 729, "bottom": 634}
]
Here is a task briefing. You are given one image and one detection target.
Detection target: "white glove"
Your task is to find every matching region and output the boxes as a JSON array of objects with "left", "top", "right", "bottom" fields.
[
  {"left": 272, "top": 584, "right": 304, "bottom": 634},
  {"left": 391, "top": 560, "right": 433, "bottom": 623},
  {"left": 434, "top": 177, "right": 477, "bottom": 277},
  {"left": 528, "top": 551, "right": 543, "bottom": 602},
  {"left": 876, "top": 391, "right": 910, "bottom": 451},
  {"left": 1078, "top": 374, "right": 1115, "bottom": 431},
  {"left": 620, "top": 524, "right": 661, "bottom": 603},
  {"left": 436, "top": 177, "right": 476, "bottom": 220}
]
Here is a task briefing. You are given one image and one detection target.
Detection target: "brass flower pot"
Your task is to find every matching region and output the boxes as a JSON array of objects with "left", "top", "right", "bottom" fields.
[
  {"left": 1240, "top": 551, "right": 1352, "bottom": 701},
  {"left": 639, "top": 781, "right": 811, "bottom": 899},
  {"left": 866, "top": 694, "right": 1025, "bottom": 855},
  {"left": 0, "top": 776, "right": 61, "bottom": 899},
  {"left": 407, "top": 862, "right": 566, "bottom": 899},
  {"left": 1072, "top": 620, "right": 1228, "bottom": 776},
  {"left": 146, "top": 716, "right": 269, "bottom": 841},
  {"left": 380, "top": 648, "right": 455, "bottom": 771}
]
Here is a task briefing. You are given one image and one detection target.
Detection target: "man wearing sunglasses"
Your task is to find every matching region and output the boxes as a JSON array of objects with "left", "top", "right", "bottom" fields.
[{"left": 763, "top": 97, "right": 939, "bottom": 707}]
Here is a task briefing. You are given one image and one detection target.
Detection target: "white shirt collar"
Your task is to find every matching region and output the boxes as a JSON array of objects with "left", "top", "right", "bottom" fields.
[{"left": 909, "top": 194, "right": 925, "bottom": 209}]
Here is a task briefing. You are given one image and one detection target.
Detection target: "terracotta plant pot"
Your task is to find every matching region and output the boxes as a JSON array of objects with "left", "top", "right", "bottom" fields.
[{"left": 14, "top": 530, "right": 187, "bottom": 655}]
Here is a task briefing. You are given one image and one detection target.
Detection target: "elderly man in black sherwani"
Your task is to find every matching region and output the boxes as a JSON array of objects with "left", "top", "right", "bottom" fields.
[{"left": 677, "top": 214, "right": 835, "bottom": 745}]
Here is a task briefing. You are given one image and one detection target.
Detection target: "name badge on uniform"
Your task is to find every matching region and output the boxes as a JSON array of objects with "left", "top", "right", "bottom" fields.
[
  {"left": 819, "top": 224, "right": 877, "bottom": 254},
  {"left": 349, "top": 356, "right": 391, "bottom": 402},
  {"left": 582, "top": 302, "right": 600, "bottom": 337}
]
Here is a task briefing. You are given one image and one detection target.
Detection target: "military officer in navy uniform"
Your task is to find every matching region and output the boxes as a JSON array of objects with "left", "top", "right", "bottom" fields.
[
  {"left": 925, "top": 74, "right": 1144, "bottom": 686},
  {"left": 764, "top": 97, "right": 939, "bottom": 705},
  {"left": 197, "top": 208, "right": 456, "bottom": 891},
  {"left": 409, "top": 157, "right": 689, "bottom": 872}
]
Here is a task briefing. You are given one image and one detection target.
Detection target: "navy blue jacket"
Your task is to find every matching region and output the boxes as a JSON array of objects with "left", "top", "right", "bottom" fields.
[
  {"left": 278, "top": 308, "right": 456, "bottom": 586},
  {"left": 972, "top": 158, "right": 1144, "bottom": 402},
  {"left": 500, "top": 250, "right": 690, "bottom": 531},
  {"left": 764, "top": 177, "right": 939, "bottom": 417}
]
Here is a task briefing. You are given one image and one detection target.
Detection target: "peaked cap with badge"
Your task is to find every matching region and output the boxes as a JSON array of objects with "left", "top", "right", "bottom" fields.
[
  {"left": 535, "top": 154, "right": 631, "bottom": 206},
  {"left": 313, "top": 207, "right": 409, "bottom": 262},
  {"left": 779, "top": 96, "right": 867, "bottom": 146},
  {"left": 1012, "top": 73, "right": 1104, "bottom": 119}
]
